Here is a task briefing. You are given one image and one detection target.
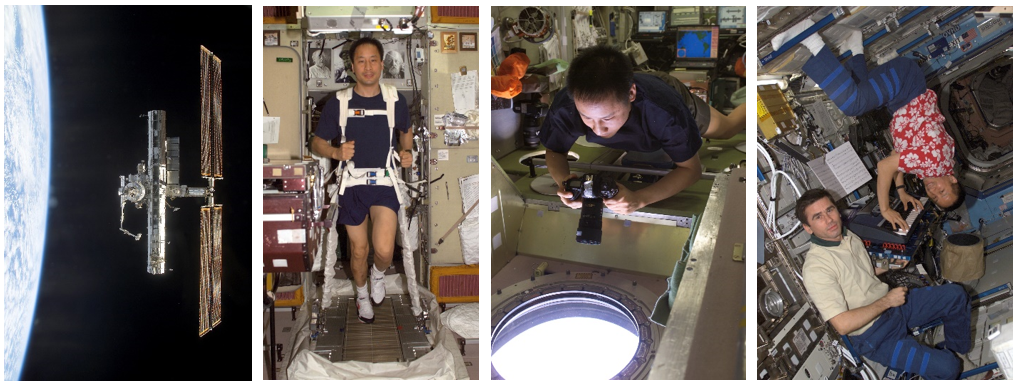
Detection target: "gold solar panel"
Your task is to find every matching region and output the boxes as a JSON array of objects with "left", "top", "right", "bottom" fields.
[
  {"left": 199, "top": 206, "right": 223, "bottom": 337},
  {"left": 200, "top": 46, "right": 223, "bottom": 178}
]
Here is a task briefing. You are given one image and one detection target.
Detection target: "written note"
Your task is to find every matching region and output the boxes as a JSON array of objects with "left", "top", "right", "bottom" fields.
[
  {"left": 263, "top": 117, "right": 280, "bottom": 144},
  {"left": 807, "top": 142, "right": 872, "bottom": 198},
  {"left": 450, "top": 70, "right": 478, "bottom": 114}
]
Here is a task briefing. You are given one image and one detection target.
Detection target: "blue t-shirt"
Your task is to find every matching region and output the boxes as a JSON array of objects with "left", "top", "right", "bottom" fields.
[
  {"left": 539, "top": 73, "right": 702, "bottom": 163},
  {"left": 315, "top": 89, "right": 410, "bottom": 169}
]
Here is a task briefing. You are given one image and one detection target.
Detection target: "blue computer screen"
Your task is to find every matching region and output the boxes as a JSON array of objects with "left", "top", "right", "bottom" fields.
[{"left": 676, "top": 27, "right": 718, "bottom": 59}]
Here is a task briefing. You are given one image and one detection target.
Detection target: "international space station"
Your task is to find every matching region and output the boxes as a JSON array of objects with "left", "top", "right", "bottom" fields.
[
  {"left": 491, "top": 6, "right": 748, "bottom": 380},
  {"left": 262, "top": 7, "right": 481, "bottom": 380},
  {"left": 118, "top": 46, "right": 224, "bottom": 337},
  {"left": 756, "top": 6, "right": 1012, "bottom": 380},
  {"left": 247, "top": 5, "right": 1013, "bottom": 380}
]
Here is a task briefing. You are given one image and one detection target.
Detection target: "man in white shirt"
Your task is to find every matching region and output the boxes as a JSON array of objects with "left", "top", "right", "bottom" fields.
[{"left": 796, "top": 189, "right": 971, "bottom": 379}]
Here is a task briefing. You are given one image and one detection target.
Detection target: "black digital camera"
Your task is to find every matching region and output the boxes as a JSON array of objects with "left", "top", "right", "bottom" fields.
[
  {"left": 514, "top": 96, "right": 549, "bottom": 149},
  {"left": 564, "top": 174, "right": 619, "bottom": 245}
]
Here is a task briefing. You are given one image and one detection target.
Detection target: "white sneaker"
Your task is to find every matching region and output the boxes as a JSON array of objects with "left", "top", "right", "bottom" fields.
[
  {"left": 370, "top": 265, "right": 386, "bottom": 307},
  {"left": 356, "top": 294, "right": 374, "bottom": 323}
]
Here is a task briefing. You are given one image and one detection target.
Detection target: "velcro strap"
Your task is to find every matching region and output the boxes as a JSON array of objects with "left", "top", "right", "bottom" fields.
[
  {"left": 344, "top": 175, "right": 394, "bottom": 187},
  {"left": 349, "top": 167, "right": 387, "bottom": 175}
]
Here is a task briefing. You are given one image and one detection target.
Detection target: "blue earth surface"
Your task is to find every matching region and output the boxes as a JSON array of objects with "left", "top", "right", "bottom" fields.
[{"left": 4, "top": 5, "right": 51, "bottom": 381}]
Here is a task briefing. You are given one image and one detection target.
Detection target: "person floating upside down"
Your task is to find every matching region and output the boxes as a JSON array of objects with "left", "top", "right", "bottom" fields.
[{"left": 772, "top": 19, "right": 965, "bottom": 231}]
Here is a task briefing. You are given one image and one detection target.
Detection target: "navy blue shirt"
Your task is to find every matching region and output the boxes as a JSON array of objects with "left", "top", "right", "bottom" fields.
[
  {"left": 315, "top": 90, "right": 409, "bottom": 169},
  {"left": 539, "top": 73, "right": 702, "bottom": 163}
]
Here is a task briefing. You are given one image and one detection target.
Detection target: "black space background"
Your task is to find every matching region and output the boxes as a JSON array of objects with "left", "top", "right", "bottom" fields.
[{"left": 22, "top": 6, "right": 251, "bottom": 380}]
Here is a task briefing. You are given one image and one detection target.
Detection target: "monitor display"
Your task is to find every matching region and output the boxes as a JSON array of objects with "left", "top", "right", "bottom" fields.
[
  {"left": 637, "top": 11, "right": 667, "bottom": 33},
  {"left": 670, "top": 6, "right": 701, "bottom": 26},
  {"left": 676, "top": 26, "right": 718, "bottom": 59},
  {"left": 718, "top": 6, "right": 746, "bottom": 29}
]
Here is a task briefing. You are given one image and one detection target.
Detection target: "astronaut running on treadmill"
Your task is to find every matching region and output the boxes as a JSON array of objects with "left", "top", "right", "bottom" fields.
[
  {"left": 312, "top": 37, "right": 413, "bottom": 324},
  {"left": 771, "top": 20, "right": 964, "bottom": 232}
]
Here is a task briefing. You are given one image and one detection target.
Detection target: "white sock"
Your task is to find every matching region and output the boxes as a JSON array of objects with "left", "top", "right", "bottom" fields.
[
  {"left": 771, "top": 19, "right": 825, "bottom": 56},
  {"left": 371, "top": 264, "right": 386, "bottom": 278},
  {"left": 802, "top": 33, "right": 825, "bottom": 56},
  {"left": 356, "top": 283, "right": 369, "bottom": 299},
  {"left": 838, "top": 28, "right": 864, "bottom": 57}
]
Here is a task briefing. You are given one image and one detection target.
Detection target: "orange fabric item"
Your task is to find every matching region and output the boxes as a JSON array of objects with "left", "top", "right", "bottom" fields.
[
  {"left": 735, "top": 54, "right": 746, "bottom": 78},
  {"left": 491, "top": 52, "right": 530, "bottom": 98},
  {"left": 496, "top": 52, "right": 529, "bottom": 79},
  {"left": 492, "top": 75, "right": 522, "bottom": 99}
]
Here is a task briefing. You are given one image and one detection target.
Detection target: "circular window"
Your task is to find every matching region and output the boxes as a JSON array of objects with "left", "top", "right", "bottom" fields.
[
  {"left": 759, "top": 288, "right": 785, "bottom": 319},
  {"left": 492, "top": 291, "right": 641, "bottom": 380}
]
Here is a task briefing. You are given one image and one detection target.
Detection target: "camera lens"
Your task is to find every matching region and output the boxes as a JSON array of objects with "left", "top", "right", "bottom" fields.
[{"left": 576, "top": 197, "right": 604, "bottom": 245}]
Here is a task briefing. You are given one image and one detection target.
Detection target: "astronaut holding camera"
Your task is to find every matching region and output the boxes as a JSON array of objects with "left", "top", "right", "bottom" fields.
[{"left": 541, "top": 46, "right": 738, "bottom": 215}]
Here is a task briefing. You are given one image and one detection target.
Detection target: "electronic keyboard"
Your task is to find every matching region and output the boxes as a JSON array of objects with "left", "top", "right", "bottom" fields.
[{"left": 849, "top": 197, "right": 929, "bottom": 246}]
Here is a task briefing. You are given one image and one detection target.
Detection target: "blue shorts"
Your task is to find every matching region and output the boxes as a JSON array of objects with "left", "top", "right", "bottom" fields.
[{"left": 337, "top": 185, "right": 400, "bottom": 226}]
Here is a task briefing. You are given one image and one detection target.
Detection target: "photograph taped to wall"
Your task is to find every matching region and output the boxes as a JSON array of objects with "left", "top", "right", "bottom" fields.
[
  {"left": 333, "top": 46, "right": 351, "bottom": 84},
  {"left": 307, "top": 46, "right": 331, "bottom": 79},
  {"left": 306, "top": 40, "right": 352, "bottom": 88},
  {"left": 264, "top": 30, "right": 280, "bottom": 46},
  {"left": 381, "top": 38, "right": 409, "bottom": 86}
]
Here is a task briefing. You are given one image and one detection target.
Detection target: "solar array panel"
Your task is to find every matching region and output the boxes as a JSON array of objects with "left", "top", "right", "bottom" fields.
[
  {"left": 200, "top": 46, "right": 223, "bottom": 178},
  {"left": 199, "top": 205, "right": 223, "bottom": 337},
  {"left": 198, "top": 46, "right": 223, "bottom": 337}
]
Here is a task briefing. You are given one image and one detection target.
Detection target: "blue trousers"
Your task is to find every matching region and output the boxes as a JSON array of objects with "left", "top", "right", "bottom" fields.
[
  {"left": 801, "top": 48, "right": 925, "bottom": 116},
  {"left": 850, "top": 284, "right": 971, "bottom": 379}
]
